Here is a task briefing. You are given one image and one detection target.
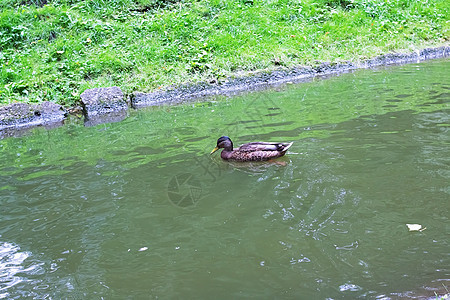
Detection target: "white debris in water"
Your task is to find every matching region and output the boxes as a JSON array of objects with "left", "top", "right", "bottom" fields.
[
  {"left": 406, "top": 224, "right": 426, "bottom": 231},
  {"left": 138, "top": 247, "right": 148, "bottom": 252}
]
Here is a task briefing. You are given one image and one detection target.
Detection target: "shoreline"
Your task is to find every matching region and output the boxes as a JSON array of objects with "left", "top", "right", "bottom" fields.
[
  {"left": 1, "top": 45, "right": 449, "bottom": 138},
  {"left": 131, "top": 45, "right": 449, "bottom": 107}
]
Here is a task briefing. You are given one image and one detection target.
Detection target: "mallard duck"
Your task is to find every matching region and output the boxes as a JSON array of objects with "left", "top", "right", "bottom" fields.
[{"left": 210, "top": 136, "right": 293, "bottom": 162}]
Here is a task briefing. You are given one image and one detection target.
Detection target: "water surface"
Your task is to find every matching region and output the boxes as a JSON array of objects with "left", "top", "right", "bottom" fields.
[{"left": 0, "top": 59, "right": 449, "bottom": 299}]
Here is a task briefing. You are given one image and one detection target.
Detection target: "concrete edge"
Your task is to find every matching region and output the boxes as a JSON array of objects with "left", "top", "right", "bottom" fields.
[{"left": 0, "top": 45, "right": 448, "bottom": 138}]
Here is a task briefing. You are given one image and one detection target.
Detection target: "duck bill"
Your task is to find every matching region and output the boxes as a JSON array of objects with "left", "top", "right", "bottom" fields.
[{"left": 210, "top": 146, "right": 219, "bottom": 155}]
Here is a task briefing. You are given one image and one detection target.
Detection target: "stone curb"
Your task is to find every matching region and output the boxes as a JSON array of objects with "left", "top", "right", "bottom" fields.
[
  {"left": 0, "top": 101, "right": 66, "bottom": 138},
  {"left": 79, "top": 86, "right": 128, "bottom": 127},
  {"left": 130, "top": 46, "right": 449, "bottom": 108},
  {"left": 0, "top": 45, "right": 448, "bottom": 138}
]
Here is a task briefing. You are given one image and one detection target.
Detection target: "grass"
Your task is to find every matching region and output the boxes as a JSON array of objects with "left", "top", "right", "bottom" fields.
[{"left": 0, "top": 0, "right": 449, "bottom": 106}]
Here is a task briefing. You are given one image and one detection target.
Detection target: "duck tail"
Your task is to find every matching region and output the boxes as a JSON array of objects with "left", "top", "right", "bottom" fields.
[{"left": 281, "top": 142, "right": 293, "bottom": 153}]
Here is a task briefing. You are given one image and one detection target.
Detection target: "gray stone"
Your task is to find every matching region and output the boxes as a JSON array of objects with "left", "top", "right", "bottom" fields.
[
  {"left": 131, "top": 91, "right": 187, "bottom": 108},
  {"left": 0, "top": 101, "right": 67, "bottom": 138},
  {"left": 0, "top": 103, "right": 35, "bottom": 125},
  {"left": 80, "top": 86, "right": 128, "bottom": 120}
]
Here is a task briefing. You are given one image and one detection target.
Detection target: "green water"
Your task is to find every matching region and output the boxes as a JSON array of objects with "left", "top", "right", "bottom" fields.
[{"left": 1, "top": 59, "right": 449, "bottom": 299}]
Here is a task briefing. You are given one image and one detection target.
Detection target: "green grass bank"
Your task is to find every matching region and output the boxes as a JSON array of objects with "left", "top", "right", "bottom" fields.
[{"left": 1, "top": 0, "right": 449, "bottom": 107}]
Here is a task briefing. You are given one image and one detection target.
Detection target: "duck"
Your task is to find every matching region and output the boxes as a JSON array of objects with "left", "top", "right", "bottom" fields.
[{"left": 210, "top": 136, "right": 293, "bottom": 162}]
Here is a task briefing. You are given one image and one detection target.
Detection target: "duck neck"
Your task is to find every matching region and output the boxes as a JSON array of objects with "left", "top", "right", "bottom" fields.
[{"left": 223, "top": 140, "right": 233, "bottom": 151}]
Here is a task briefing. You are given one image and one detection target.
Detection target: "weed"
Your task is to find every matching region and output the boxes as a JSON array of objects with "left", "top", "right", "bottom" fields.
[{"left": 0, "top": 0, "right": 448, "bottom": 106}]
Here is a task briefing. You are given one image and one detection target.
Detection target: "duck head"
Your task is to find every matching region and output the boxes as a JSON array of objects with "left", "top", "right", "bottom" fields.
[{"left": 210, "top": 136, "right": 234, "bottom": 154}]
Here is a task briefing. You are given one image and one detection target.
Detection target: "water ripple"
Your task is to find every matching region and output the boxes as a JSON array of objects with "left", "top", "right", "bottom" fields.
[{"left": 0, "top": 242, "right": 43, "bottom": 299}]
